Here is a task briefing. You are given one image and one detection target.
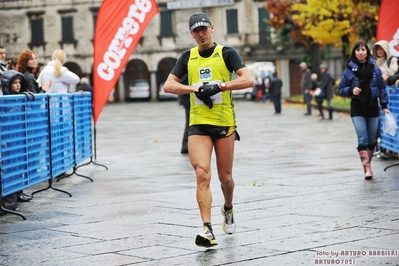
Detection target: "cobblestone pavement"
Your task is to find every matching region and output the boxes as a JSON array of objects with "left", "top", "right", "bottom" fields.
[{"left": 1, "top": 100, "right": 398, "bottom": 266}]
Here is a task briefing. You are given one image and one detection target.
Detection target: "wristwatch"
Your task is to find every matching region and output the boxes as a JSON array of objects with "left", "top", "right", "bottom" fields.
[{"left": 220, "top": 82, "right": 227, "bottom": 91}]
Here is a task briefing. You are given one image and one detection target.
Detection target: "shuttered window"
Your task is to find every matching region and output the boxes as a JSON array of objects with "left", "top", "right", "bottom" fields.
[
  {"left": 226, "top": 9, "right": 238, "bottom": 34},
  {"left": 258, "top": 7, "right": 271, "bottom": 44},
  {"left": 160, "top": 10, "right": 173, "bottom": 37},
  {"left": 30, "top": 19, "right": 44, "bottom": 45},
  {"left": 62, "top": 17, "right": 74, "bottom": 42}
]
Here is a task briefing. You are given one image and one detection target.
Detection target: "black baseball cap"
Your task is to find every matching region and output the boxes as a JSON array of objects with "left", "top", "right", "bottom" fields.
[{"left": 189, "top": 12, "right": 211, "bottom": 31}]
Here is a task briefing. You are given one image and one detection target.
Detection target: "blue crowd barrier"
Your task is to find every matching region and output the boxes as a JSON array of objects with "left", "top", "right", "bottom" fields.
[
  {"left": 0, "top": 94, "right": 50, "bottom": 197},
  {"left": 74, "top": 93, "right": 93, "bottom": 165},
  {"left": 49, "top": 94, "right": 75, "bottom": 178},
  {"left": 380, "top": 85, "right": 399, "bottom": 170},
  {"left": 0, "top": 92, "right": 94, "bottom": 219}
]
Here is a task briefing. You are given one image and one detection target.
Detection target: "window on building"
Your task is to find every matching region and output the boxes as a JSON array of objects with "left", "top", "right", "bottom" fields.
[
  {"left": 160, "top": 10, "right": 173, "bottom": 37},
  {"left": 226, "top": 9, "right": 239, "bottom": 34},
  {"left": 30, "top": 18, "right": 44, "bottom": 46},
  {"left": 89, "top": 6, "right": 99, "bottom": 40},
  {"left": 258, "top": 7, "right": 271, "bottom": 44},
  {"left": 62, "top": 16, "right": 75, "bottom": 43}
]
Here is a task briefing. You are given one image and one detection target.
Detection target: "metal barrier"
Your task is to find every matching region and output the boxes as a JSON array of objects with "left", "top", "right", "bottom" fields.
[
  {"left": 380, "top": 85, "right": 399, "bottom": 170},
  {"left": 0, "top": 92, "right": 95, "bottom": 219}
]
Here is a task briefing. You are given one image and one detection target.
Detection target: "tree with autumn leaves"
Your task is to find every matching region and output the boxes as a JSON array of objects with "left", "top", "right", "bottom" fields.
[{"left": 264, "top": 0, "right": 381, "bottom": 72}]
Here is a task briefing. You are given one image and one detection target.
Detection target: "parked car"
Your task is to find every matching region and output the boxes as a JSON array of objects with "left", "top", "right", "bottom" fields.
[
  {"left": 129, "top": 79, "right": 150, "bottom": 100},
  {"left": 232, "top": 87, "right": 255, "bottom": 101},
  {"left": 158, "top": 82, "right": 178, "bottom": 101}
]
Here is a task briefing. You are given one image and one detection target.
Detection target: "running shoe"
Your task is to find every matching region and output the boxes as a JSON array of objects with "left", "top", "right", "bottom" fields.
[
  {"left": 195, "top": 225, "right": 218, "bottom": 248},
  {"left": 221, "top": 205, "right": 236, "bottom": 234}
]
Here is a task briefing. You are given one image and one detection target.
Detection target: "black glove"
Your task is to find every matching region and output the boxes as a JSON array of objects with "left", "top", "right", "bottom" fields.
[
  {"left": 198, "top": 84, "right": 221, "bottom": 98},
  {"left": 195, "top": 92, "right": 213, "bottom": 109}
]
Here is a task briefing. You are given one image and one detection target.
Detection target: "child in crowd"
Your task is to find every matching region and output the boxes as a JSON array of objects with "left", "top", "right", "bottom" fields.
[
  {"left": 0, "top": 70, "right": 32, "bottom": 215},
  {"left": 2, "top": 70, "right": 27, "bottom": 95}
]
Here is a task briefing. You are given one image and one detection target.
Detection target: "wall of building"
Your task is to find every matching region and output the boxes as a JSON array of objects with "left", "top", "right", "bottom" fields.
[{"left": 0, "top": 0, "right": 342, "bottom": 102}]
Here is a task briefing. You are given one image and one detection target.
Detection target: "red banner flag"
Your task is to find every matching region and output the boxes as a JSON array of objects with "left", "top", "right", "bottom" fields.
[
  {"left": 376, "top": 0, "right": 399, "bottom": 57},
  {"left": 93, "top": 0, "right": 158, "bottom": 124}
]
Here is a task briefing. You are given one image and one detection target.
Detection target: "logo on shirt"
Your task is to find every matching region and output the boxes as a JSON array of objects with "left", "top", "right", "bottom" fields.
[
  {"left": 199, "top": 67, "right": 211, "bottom": 80},
  {"left": 212, "top": 52, "right": 220, "bottom": 58}
]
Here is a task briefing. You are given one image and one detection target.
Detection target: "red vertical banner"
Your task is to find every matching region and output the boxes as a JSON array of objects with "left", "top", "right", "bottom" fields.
[
  {"left": 376, "top": 0, "right": 399, "bottom": 57},
  {"left": 93, "top": 0, "right": 158, "bottom": 124}
]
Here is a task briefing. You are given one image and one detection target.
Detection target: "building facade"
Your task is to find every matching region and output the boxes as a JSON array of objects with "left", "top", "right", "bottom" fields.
[{"left": 0, "top": 0, "right": 342, "bottom": 101}]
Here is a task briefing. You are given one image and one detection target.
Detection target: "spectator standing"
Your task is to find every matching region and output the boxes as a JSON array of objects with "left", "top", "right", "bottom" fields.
[
  {"left": 372, "top": 40, "right": 398, "bottom": 83},
  {"left": 39, "top": 50, "right": 79, "bottom": 93},
  {"left": 319, "top": 63, "right": 335, "bottom": 120},
  {"left": 7, "top": 58, "right": 18, "bottom": 70},
  {"left": 1, "top": 70, "right": 28, "bottom": 95},
  {"left": 372, "top": 40, "right": 397, "bottom": 158},
  {"left": 164, "top": 12, "right": 254, "bottom": 248},
  {"left": 0, "top": 69, "right": 32, "bottom": 212},
  {"left": 300, "top": 62, "right": 312, "bottom": 115},
  {"left": 0, "top": 46, "right": 7, "bottom": 74},
  {"left": 17, "top": 49, "right": 51, "bottom": 94},
  {"left": 269, "top": 72, "right": 283, "bottom": 114},
  {"left": 77, "top": 77, "right": 92, "bottom": 93},
  {"left": 1, "top": 49, "right": 34, "bottom": 203},
  {"left": 338, "top": 41, "right": 389, "bottom": 180},
  {"left": 260, "top": 76, "right": 267, "bottom": 103},
  {"left": 0, "top": 45, "right": 7, "bottom": 95},
  {"left": 387, "top": 69, "right": 399, "bottom": 87}
]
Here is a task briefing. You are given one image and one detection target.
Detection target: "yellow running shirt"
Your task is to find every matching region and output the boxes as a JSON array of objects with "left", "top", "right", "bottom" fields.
[{"left": 188, "top": 45, "right": 236, "bottom": 126}]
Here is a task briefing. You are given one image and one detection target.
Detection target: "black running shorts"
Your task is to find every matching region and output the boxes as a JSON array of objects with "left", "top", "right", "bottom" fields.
[{"left": 188, "top": 125, "right": 240, "bottom": 141}]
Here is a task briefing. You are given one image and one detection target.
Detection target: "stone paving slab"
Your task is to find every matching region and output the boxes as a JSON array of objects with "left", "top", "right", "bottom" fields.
[{"left": 0, "top": 100, "right": 398, "bottom": 266}]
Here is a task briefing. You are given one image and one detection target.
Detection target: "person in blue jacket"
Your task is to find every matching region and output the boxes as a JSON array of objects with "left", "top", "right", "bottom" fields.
[{"left": 338, "top": 41, "right": 389, "bottom": 180}]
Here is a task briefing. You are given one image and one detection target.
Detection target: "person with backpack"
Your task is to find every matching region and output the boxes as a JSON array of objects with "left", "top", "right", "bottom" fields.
[{"left": 371, "top": 40, "right": 397, "bottom": 158}]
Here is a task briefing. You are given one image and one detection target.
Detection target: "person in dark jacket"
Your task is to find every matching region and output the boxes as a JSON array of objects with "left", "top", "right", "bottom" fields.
[
  {"left": 386, "top": 68, "right": 399, "bottom": 87},
  {"left": 300, "top": 62, "right": 313, "bottom": 115},
  {"left": 269, "top": 72, "right": 283, "bottom": 114},
  {"left": 338, "top": 41, "right": 389, "bottom": 180},
  {"left": 16, "top": 49, "right": 50, "bottom": 94},
  {"left": 77, "top": 77, "right": 93, "bottom": 93},
  {"left": 1, "top": 70, "right": 27, "bottom": 95},
  {"left": 319, "top": 63, "right": 335, "bottom": 120},
  {"left": 0, "top": 70, "right": 33, "bottom": 211}
]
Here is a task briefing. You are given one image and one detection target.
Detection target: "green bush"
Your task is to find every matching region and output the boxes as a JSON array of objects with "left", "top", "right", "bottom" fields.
[{"left": 288, "top": 94, "right": 350, "bottom": 110}]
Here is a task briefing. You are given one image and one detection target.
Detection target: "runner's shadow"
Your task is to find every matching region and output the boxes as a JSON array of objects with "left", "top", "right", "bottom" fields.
[{"left": 196, "top": 249, "right": 218, "bottom": 265}]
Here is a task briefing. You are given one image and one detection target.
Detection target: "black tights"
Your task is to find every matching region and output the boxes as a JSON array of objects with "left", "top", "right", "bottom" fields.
[{"left": 317, "top": 101, "right": 324, "bottom": 118}]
